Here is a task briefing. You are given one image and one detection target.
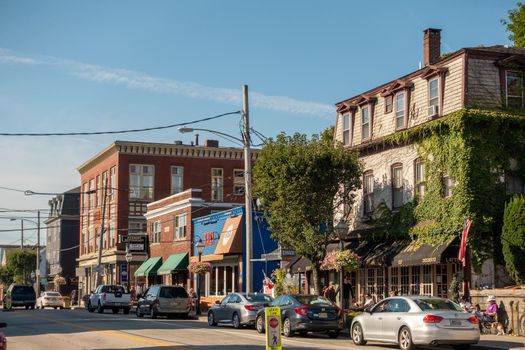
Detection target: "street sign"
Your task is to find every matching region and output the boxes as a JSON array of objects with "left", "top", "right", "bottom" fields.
[{"left": 265, "top": 306, "right": 282, "bottom": 350}]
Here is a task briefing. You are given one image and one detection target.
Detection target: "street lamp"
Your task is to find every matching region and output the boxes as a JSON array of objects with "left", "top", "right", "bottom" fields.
[
  {"left": 195, "top": 238, "right": 206, "bottom": 316},
  {"left": 179, "top": 86, "right": 254, "bottom": 294},
  {"left": 334, "top": 219, "right": 348, "bottom": 310},
  {"left": 125, "top": 245, "right": 133, "bottom": 293}
]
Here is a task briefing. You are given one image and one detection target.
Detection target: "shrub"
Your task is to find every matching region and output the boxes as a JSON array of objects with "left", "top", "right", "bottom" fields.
[{"left": 502, "top": 195, "right": 525, "bottom": 284}]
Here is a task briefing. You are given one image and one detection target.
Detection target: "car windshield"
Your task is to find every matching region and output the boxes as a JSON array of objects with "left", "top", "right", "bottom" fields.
[
  {"left": 295, "top": 295, "right": 333, "bottom": 306},
  {"left": 46, "top": 292, "right": 61, "bottom": 297},
  {"left": 159, "top": 287, "right": 188, "bottom": 298},
  {"left": 245, "top": 294, "right": 273, "bottom": 302},
  {"left": 415, "top": 298, "right": 463, "bottom": 311}
]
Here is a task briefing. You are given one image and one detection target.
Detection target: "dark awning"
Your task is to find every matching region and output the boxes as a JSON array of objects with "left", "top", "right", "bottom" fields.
[
  {"left": 343, "top": 239, "right": 408, "bottom": 268},
  {"left": 392, "top": 238, "right": 459, "bottom": 267}
]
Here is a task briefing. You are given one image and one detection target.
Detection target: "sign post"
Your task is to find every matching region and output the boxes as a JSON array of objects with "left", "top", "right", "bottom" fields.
[{"left": 265, "top": 306, "right": 282, "bottom": 350}]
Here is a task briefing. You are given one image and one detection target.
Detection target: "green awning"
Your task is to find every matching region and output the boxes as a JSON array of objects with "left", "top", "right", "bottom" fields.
[
  {"left": 134, "top": 257, "right": 162, "bottom": 277},
  {"left": 157, "top": 253, "right": 189, "bottom": 275}
]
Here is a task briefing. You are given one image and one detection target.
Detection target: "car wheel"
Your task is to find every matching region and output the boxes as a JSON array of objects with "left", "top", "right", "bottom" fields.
[
  {"left": 352, "top": 322, "right": 367, "bottom": 345},
  {"left": 327, "top": 330, "right": 340, "bottom": 338},
  {"left": 398, "top": 326, "right": 416, "bottom": 350},
  {"left": 25, "top": 305, "right": 29, "bottom": 310},
  {"left": 87, "top": 302, "right": 94, "bottom": 313},
  {"left": 123, "top": 307, "right": 130, "bottom": 315},
  {"left": 150, "top": 307, "right": 157, "bottom": 319},
  {"left": 256, "top": 316, "right": 265, "bottom": 333},
  {"left": 54, "top": 307, "right": 58, "bottom": 310},
  {"left": 283, "top": 318, "right": 293, "bottom": 337},
  {"left": 112, "top": 308, "right": 119, "bottom": 314},
  {"left": 232, "top": 313, "right": 241, "bottom": 329},
  {"left": 136, "top": 306, "right": 143, "bottom": 317},
  {"left": 453, "top": 346, "right": 471, "bottom": 350},
  {"left": 30, "top": 304, "right": 35, "bottom": 310},
  {"left": 208, "top": 312, "right": 217, "bottom": 326},
  {"left": 97, "top": 302, "right": 104, "bottom": 314}
]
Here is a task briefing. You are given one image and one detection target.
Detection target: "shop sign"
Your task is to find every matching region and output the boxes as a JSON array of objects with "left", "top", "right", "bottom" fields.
[
  {"left": 265, "top": 306, "right": 282, "bottom": 350},
  {"left": 122, "top": 235, "right": 147, "bottom": 252},
  {"left": 204, "top": 231, "right": 215, "bottom": 246}
]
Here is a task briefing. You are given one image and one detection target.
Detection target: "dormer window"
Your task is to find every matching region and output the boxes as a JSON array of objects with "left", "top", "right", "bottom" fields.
[
  {"left": 395, "top": 92, "right": 406, "bottom": 130},
  {"left": 342, "top": 113, "right": 351, "bottom": 145},
  {"left": 506, "top": 70, "right": 524, "bottom": 110},
  {"left": 385, "top": 95, "right": 393, "bottom": 113},
  {"left": 361, "top": 106, "right": 370, "bottom": 140}
]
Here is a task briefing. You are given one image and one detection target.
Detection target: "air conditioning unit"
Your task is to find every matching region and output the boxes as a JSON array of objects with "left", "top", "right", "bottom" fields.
[{"left": 428, "top": 105, "right": 439, "bottom": 118}]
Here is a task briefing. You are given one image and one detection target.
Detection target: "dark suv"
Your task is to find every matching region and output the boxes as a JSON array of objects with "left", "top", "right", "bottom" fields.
[{"left": 8, "top": 284, "right": 36, "bottom": 309}]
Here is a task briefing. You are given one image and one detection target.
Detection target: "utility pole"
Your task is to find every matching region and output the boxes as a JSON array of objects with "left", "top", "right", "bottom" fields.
[
  {"left": 96, "top": 178, "right": 108, "bottom": 287},
  {"left": 36, "top": 211, "right": 40, "bottom": 296},
  {"left": 21, "top": 220, "right": 24, "bottom": 249},
  {"left": 243, "top": 84, "right": 253, "bottom": 294}
]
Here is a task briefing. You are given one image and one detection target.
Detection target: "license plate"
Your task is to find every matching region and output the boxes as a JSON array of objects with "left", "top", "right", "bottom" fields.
[
  {"left": 318, "top": 312, "right": 328, "bottom": 318},
  {"left": 450, "top": 319, "right": 461, "bottom": 326}
]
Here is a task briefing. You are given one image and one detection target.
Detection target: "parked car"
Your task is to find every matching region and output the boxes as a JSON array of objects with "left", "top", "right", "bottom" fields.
[
  {"left": 350, "top": 296, "right": 480, "bottom": 350},
  {"left": 87, "top": 284, "right": 131, "bottom": 314},
  {"left": 0, "top": 322, "right": 6, "bottom": 350},
  {"left": 7, "top": 284, "right": 35, "bottom": 309},
  {"left": 207, "top": 293, "right": 273, "bottom": 328},
  {"left": 255, "top": 294, "right": 342, "bottom": 338},
  {"left": 36, "top": 291, "right": 64, "bottom": 309},
  {"left": 136, "top": 285, "right": 191, "bottom": 319}
]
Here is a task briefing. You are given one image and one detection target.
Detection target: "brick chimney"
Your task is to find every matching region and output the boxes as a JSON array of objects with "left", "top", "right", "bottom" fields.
[
  {"left": 204, "top": 139, "right": 219, "bottom": 148},
  {"left": 423, "top": 28, "right": 442, "bottom": 66}
]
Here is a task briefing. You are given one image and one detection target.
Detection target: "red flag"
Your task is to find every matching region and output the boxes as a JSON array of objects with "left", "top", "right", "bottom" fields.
[{"left": 458, "top": 218, "right": 472, "bottom": 266}]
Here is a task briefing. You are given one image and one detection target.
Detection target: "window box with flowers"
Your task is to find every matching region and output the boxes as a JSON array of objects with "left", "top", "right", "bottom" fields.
[
  {"left": 320, "top": 250, "right": 359, "bottom": 272},
  {"left": 188, "top": 261, "right": 212, "bottom": 275}
]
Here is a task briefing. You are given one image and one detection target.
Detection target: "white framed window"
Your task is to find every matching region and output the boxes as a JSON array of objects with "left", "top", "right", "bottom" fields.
[
  {"left": 150, "top": 221, "right": 161, "bottom": 244},
  {"left": 89, "top": 179, "right": 95, "bottom": 210},
  {"left": 384, "top": 95, "right": 393, "bottom": 114},
  {"left": 506, "top": 70, "right": 524, "bottom": 110},
  {"left": 443, "top": 175, "right": 454, "bottom": 198},
  {"left": 392, "top": 164, "right": 404, "bottom": 209},
  {"left": 171, "top": 166, "right": 184, "bottom": 194},
  {"left": 233, "top": 169, "right": 245, "bottom": 196},
  {"left": 342, "top": 113, "right": 351, "bottom": 145},
  {"left": 395, "top": 92, "right": 406, "bottom": 129},
  {"left": 128, "top": 220, "right": 147, "bottom": 235},
  {"left": 96, "top": 175, "right": 100, "bottom": 207},
  {"left": 109, "top": 167, "right": 116, "bottom": 202},
  {"left": 82, "top": 183, "right": 88, "bottom": 213},
  {"left": 415, "top": 159, "right": 426, "bottom": 198},
  {"left": 361, "top": 106, "right": 370, "bottom": 140},
  {"left": 108, "top": 222, "right": 115, "bottom": 248},
  {"left": 428, "top": 78, "right": 440, "bottom": 116},
  {"left": 211, "top": 168, "right": 224, "bottom": 201},
  {"left": 174, "top": 214, "right": 187, "bottom": 240},
  {"left": 129, "top": 164, "right": 154, "bottom": 201},
  {"left": 363, "top": 171, "right": 374, "bottom": 214}
]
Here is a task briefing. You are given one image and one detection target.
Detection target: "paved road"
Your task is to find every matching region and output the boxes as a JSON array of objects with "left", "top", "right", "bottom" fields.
[{"left": 0, "top": 307, "right": 407, "bottom": 350}]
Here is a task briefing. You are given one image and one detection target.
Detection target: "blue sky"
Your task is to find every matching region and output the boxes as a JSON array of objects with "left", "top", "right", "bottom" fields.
[{"left": 0, "top": 0, "right": 518, "bottom": 244}]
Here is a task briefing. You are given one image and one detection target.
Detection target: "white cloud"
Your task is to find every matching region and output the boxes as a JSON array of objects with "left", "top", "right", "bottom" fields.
[{"left": 0, "top": 48, "right": 335, "bottom": 119}]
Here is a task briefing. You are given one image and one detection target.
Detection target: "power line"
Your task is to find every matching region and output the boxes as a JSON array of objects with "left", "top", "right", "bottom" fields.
[{"left": 0, "top": 111, "right": 240, "bottom": 136}]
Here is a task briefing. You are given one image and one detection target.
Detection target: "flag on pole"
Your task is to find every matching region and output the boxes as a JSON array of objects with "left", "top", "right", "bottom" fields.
[{"left": 458, "top": 218, "right": 472, "bottom": 267}]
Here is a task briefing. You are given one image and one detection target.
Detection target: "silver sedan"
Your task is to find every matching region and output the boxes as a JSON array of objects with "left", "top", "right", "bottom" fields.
[
  {"left": 351, "top": 296, "right": 480, "bottom": 350},
  {"left": 207, "top": 293, "right": 273, "bottom": 328}
]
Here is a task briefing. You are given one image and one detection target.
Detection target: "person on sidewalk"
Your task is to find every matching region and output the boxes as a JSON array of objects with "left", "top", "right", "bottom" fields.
[
  {"left": 323, "top": 281, "right": 337, "bottom": 303},
  {"left": 483, "top": 296, "right": 498, "bottom": 321}
]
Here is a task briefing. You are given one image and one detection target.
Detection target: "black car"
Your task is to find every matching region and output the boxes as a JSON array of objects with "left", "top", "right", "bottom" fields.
[
  {"left": 7, "top": 284, "right": 36, "bottom": 309},
  {"left": 255, "top": 294, "right": 342, "bottom": 338}
]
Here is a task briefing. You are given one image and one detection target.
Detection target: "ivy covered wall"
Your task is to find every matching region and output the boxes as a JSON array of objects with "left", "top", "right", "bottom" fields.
[{"left": 374, "top": 109, "right": 525, "bottom": 268}]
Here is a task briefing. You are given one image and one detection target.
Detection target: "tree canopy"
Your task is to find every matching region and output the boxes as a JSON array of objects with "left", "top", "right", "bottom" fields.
[
  {"left": 253, "top": 129, "right": 362, "bottom": 293},
  {"left": 0, "top": 250, "right": 37, "bottom": 285},
  {"left": 502, "top": 2, "right": 525, "bottom": 48}
]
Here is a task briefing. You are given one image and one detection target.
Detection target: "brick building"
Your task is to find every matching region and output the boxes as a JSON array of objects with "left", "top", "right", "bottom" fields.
[
  {"left": 76, "top": 139, "right": 253, "bottom": 295},
  {"left": 310, "top": 28, "right": 525, "bottom": 304}
]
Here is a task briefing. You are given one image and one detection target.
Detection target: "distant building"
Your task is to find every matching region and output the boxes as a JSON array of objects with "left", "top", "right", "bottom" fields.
[{"left": 45, "top": 187, "right": 80, "bottom": 295}]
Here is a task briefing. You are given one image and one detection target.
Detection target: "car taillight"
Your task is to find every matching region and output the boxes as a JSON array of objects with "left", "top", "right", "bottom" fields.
[
  {"left": 244, "top": 305, "right": 258, "bottom": 311},
  {"left": 294, "top": 306, "right": 310, "bottom": 317},
  {"left": 423, "top": 314, "right": 443, "bottom": 323},
  {"left": 468, "top": 316, "right": 479, "bottom": 324},
  {"left": 102, "top": 293, "right": 107, "bottom": 301},
  {"left": 43, "top": 297, "right": 49, "bottom": 301},
  {"left": 60, "top": 297, "right": 64, "bottom": 301},
  {"left": 153, "top": 298, "right": 160, "bottom": 305}
]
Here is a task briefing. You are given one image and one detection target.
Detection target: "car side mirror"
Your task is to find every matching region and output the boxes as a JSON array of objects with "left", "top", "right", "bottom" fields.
[{"left": 215, "top": 300, "right": 221, "bottom": 305}]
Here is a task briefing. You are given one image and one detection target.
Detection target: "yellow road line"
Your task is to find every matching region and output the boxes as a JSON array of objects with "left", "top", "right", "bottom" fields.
[{"left": 12, "top": 313, "right": 183, "bottom": 348}]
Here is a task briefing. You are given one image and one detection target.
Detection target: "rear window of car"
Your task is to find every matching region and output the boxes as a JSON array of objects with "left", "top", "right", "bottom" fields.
[
  {"left": 159, "top": 287, "right": 188, "bottom": 298},
  {"left": 245, "top": 294, "right": 273, "bottom": 302},
  {"left": 415, "top": 298, "right": 462, "bottom": 311},
  {"left": 295, "top": 295, "right": 333, "bottom": 306},
  {"left": 46, "top": 292, "right": 61, "bottom": 297},
  {"left": 101, "top": 285, "right": 125, "bottom": 294},
  {"left": 12, "top": 286, "right": 34, "bottom": 294}
]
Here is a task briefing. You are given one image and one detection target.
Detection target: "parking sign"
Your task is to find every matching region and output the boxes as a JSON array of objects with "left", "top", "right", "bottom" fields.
[{"left": 265, "top": 306, "right": 282, "bottom": 350}]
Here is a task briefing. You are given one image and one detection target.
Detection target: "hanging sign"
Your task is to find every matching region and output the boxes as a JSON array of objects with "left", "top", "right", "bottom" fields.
[{"left": 265, "top": 306, "right": 282, "bottom": 350}]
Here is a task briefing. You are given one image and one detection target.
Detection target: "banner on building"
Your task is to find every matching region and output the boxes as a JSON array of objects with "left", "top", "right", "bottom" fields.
[{"left": 458, "top": 218, "right": 472, "bottom": 267}]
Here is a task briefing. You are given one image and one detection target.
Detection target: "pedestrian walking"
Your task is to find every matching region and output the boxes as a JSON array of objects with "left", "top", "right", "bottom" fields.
[{"left": 323, "top": 281, "right": 337, "bottom": 303}]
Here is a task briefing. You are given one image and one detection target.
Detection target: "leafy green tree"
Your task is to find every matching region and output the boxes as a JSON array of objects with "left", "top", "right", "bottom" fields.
[
  {"left": 502, "top": 195, "right": 525, "bottom": 284},
  {"left": 0, "top": 250, "right": 37, "bottom": 284},
  {"left": 253, "top": 129, "right": 362, "bottom": 294},
  {"left": 502, "top": 2, "right": 525, "bottom": 48}
]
